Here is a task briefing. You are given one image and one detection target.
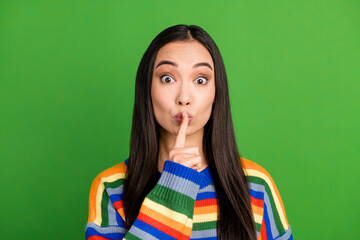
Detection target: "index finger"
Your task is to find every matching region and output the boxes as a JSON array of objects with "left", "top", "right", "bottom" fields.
[{"left": 173, "top": 112, "right": 188, "bottom": 148}]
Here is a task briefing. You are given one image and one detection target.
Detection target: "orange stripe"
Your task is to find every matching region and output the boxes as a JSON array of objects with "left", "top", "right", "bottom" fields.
[
  {"left": 96, "top": 162, "right": 127, "bottom": 179},
  {"left": 113, "top": 200, "right": 125, "bottom": 219},
  {"left": 88, "top": 162, "right": 127, "bottom": 223},
  {"left": 241, "top": 157, "right": 289, "bottom": 225},
  {"left": 251, "top": 203, "right": 263, "bottom": 216},
  {"left": 141, "top": 205, "right": 192, "bottom": 236},
  {"left": 88, "top": 176, "right": 101, "bottom": 222},
  {"left": 194, "top": 205, "right": 218, "bottom": 215},
  {"left": 117, "top": 208, "right": 125, "bottom": 220},
  {"left": 138, "top": 212, "right": 190, "bottom": 240}
]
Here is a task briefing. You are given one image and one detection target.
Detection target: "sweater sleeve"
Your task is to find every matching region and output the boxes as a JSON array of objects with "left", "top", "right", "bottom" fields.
[
  {"left": 85, "top": 160, "right": 204, "bottom": 240},
  {"left": 241, "top": 158, "right": 293, "bottom": 240}
]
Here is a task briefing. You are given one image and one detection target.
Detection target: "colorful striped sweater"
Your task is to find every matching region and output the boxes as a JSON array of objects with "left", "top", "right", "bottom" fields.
[{"left": 85, "top": 157, "right": 292, "bottom": 240}]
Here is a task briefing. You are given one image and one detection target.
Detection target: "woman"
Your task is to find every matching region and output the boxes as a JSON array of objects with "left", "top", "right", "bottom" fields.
[{"left": 85, "top": 24, "right": 292, "bottom": 240}]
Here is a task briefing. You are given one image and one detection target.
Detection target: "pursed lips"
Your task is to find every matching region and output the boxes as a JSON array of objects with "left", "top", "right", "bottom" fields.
[{"left": 174, "top": 112, "right": 193, "bottom": 123}]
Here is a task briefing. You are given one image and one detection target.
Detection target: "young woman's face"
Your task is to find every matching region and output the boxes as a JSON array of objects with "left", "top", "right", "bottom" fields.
[{"left": 151, "top": 40, "right": 216, "bottom": 137}]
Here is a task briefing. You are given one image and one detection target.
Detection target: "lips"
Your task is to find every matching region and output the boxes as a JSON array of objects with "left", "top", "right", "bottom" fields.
[{"left": 174, "top": 112, "right": 193, "bottom": 123}]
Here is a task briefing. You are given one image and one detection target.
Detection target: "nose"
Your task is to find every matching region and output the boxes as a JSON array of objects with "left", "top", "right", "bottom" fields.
[
  {"left": 176, "top": 81, "right": 191, "bottom": 106},
  {"left": 178, "top": 100, "right": 190, "bottom": 105}
]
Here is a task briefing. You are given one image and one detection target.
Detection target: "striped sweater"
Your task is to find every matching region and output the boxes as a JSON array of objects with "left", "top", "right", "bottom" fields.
[{"left": 85, "top": 157, "right": 292, "bottom": 240}]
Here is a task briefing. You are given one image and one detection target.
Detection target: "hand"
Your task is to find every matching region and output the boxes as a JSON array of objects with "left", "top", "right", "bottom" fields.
[{"left": 169, "top": 112, "right": 203, "bottom": 172}]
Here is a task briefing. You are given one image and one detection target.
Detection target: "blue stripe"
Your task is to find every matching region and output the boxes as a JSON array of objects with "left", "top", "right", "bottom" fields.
[
  {"left": 250, "top": 188, "right": 264, "bottom": 200},
  {"left": 196, "top": 192, "right": 217, "bottom": 200},
  {"left": 109, "top": 193, "right": 122, "bottom": 203},
  {"left": 263, "top": 202, "right": 273, "bottom": 239},
  {"left": 163, "top": 160, "right": 203, "bottom": 184},
  {"left": 132, "top": 219, "right": 178, "bottom": 240},
  {"left": 85, "top": 226, "right": 125, "bottom": 240},
  {"left": 199, "top": 167, "right": 213, "bottom": 188},
  {"left": 116, "top": 211, "right": 125, "bottom": 227}
]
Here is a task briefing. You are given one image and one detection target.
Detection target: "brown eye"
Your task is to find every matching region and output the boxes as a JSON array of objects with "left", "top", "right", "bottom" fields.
[
  {"left": 194, "top": 76, "right": 208, "bottom": 85},
  {"left": 160, "top": 75, "right": 175, "bottom": 83}
]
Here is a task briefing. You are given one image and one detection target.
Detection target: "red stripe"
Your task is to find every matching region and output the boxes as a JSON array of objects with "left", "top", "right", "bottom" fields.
[
  {"left": 138, "top": 212, "right": 190, "bottom": 240},
  {"left": 195, "top": 198, "right": 217, "bottom": 207},
  {"left": 260, "top": 219, "right": 267, "bottom": 240},
  {"left": 88, "top": 235, "right": 110, "bottom": 240},
  {"left": 113, "top": 200, "right": 123, "bottom": 210},
  {"left": 251, "top": 196, "right": 264, "bottom": 208}
]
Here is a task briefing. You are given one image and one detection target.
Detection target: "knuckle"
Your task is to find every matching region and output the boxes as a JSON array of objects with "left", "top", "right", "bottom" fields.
[
  {"left": 194, "top": 147, "right": 200, "bottom": 154},
  {"left": 173, "top": 155, "right": 180, "bottom": 163}
]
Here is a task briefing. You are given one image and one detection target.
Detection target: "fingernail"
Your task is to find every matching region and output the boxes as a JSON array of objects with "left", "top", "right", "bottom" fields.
[{"left": 182, "top": 112, "right": 186, "bottom": 118}]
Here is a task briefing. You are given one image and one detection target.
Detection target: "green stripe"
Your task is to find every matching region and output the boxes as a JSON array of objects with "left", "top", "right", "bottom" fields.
[
  {"left": 124, "top": 232, "right": 142, "bottom": 240},
  {"left": 100, "top": 189, "right": 109, "bottom": 227},
  {"left": 255, "top": 222, "right": 261, "bottom": 232},
  {"left": 147, "top": 185, "right": 196, "bottom": 218},
  {"left": 248, "top": 176, "right": 285, "bottom": 234},
  {"left": 103, "top": 178, "right": 124, "bottom": 189},
  {"left": 192, "top": 220, "right": 217, "bottom": 230}
]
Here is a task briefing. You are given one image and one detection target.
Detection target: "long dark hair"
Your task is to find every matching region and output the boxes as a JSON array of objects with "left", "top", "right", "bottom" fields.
[{"left": 124, "top": 24, "right": 256, "bottom": 240}]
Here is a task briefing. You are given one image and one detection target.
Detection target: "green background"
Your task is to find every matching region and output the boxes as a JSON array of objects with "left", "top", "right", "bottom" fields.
[{"left": 1, "top": 0, "right": 359, "bottom": 239}]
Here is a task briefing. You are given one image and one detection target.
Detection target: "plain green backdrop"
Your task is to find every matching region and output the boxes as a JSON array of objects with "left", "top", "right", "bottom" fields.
[{"left": 1, "top": 0, "right": 359, "bottom": 239}]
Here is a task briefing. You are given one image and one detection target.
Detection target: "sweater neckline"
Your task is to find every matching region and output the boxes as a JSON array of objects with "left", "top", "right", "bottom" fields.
[
  {"left": 198, "top": 165, "right": 213, "bottom": 189},
  {"left": 124, "top": 158, "right": 213, "bottom": 188}
]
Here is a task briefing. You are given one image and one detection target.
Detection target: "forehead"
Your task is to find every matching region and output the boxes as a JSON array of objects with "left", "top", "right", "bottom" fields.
[{"left": 154, "top": 40, "right": 214, "bottom": 68}]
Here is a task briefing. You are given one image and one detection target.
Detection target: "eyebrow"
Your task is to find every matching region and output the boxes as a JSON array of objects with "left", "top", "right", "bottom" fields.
[
  {"left": 156, "top": 60, "right": 177, "bottom": 69},
  {"left": 193, "top": 62, "right": 213, "bottom": 70},
  {"left": 155, "top": 60, "right": 213, "bottom": 71}
]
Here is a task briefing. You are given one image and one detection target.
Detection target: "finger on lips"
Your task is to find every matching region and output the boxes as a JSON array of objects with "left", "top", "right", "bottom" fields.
[
  {"left": 173, "top": 112, "right": 188, "bottom": 149},
  {"left": 170, "top": 111, "right": 202, "bottom": 172}
]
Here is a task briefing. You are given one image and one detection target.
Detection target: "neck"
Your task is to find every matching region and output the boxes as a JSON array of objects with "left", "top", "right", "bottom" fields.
[{"left": 157, "top": 127, "right": 208, "bottom": 172}]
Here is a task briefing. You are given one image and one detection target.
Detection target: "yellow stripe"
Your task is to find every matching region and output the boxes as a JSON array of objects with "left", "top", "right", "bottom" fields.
[
  {"left": 94, "top": 173, "right": 126, "bottom": 225},
  {"left": 143, "top": 198, "right": 193, "bottom": 228},
  {"left": 94, "top": 182, "right": 104, "bottom": 225},
  {"left": 102, "top": 173, "right": 126, "bottom": 183},
  {"left": 253, "top": 213, "right": 262, "bottom": 224},
  {"left": 245, "top": 169, "right": 288, "bottom": 229},
  {"left": 193, "top": 212, "right": 218, "bottom": 223}
]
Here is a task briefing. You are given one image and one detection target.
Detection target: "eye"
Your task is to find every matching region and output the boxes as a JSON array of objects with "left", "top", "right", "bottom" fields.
[
  {"left": 160, "top": 75, "right": 175, "bottom": 83},
  {"left": 194, "top": 76, "right": 208, "bottom": 85}
]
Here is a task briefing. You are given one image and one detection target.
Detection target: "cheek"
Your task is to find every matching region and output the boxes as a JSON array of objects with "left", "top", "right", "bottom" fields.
[
  {"left": 201, "top": 86, "right": 215, "bottom": 108},
  {"left": 151, "top": 85, "right": 171, "bottom": 120},
  {"left": 199, "top": 88, "right": 216, "bottom": 120}
]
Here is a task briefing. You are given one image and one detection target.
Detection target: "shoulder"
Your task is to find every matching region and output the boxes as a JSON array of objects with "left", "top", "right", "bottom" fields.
[
  {"left": 240, "top": 157, "right": 291, "bottom": 235},
  {"left": 87, "top": 160, "right": 128, "bottom": 224},
  {"left": 241, "top": 157, "right": 282, "bottom": 193},
  {"left": 90, "top": 160, "right": 128, "bottom": 189},
  {"left": 241, "top": 157, "right": 274, "bottom": 181}
]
